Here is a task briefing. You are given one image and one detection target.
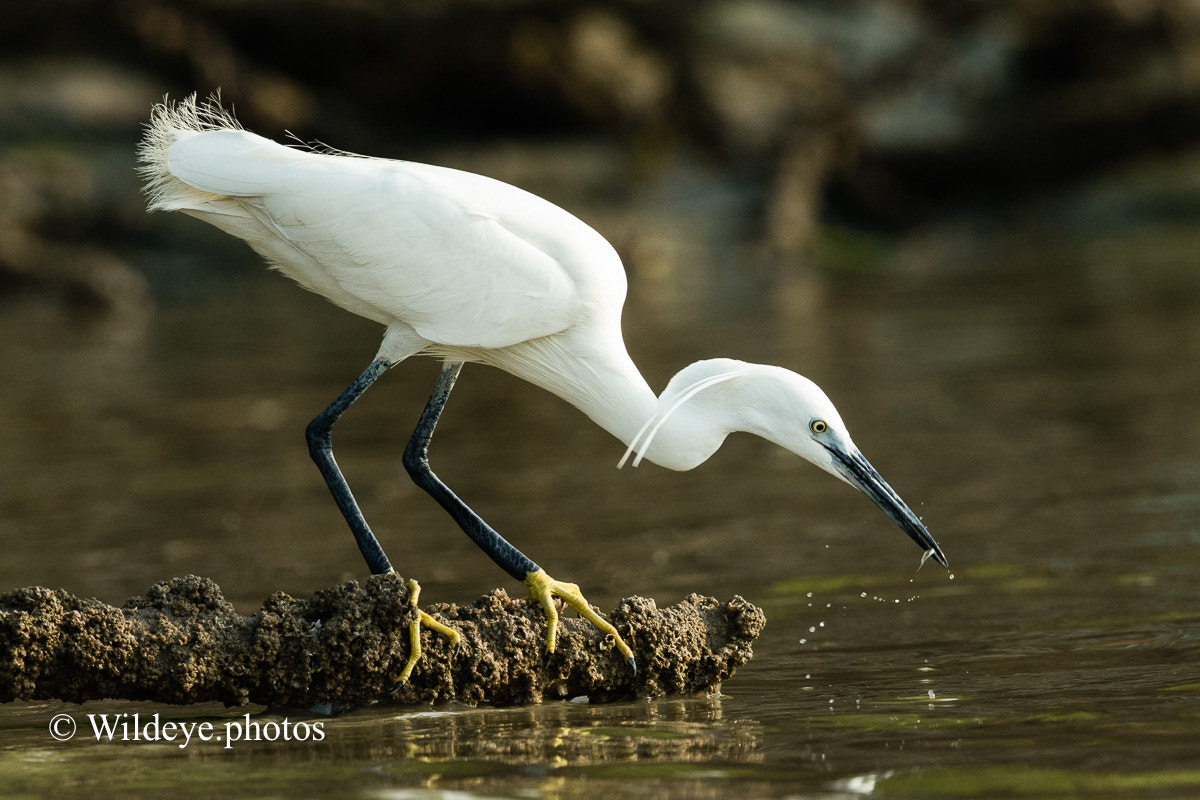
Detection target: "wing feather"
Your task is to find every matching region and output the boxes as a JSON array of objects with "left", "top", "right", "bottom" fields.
[{"left": 160, "top": 129, "right": 619, "bottom": 348}]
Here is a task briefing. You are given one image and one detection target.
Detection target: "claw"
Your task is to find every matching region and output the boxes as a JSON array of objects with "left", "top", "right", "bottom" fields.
[
  {"left": 393, "top": 578, "right": 461, "bottom": 690},
  {"left": 524, "top": 569, "right": 636, "bottom": 671}
]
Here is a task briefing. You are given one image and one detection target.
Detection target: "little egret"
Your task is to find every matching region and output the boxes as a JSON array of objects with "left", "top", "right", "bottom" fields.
[{"left": 138, "top": 95, "right": 946, "bottom": 680}]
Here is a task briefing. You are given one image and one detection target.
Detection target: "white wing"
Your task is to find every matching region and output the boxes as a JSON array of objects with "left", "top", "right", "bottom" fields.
[{"left": 161, "top": 129, "right": 625, "bottom": 348}]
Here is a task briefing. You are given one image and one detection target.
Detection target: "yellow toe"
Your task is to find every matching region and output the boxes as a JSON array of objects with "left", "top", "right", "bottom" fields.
[
  {"left": 524, "top": 569, "right": 635, "bottom": 669},
  {"left": 393, "top": 578, "right": 461, "bottom": 689}
]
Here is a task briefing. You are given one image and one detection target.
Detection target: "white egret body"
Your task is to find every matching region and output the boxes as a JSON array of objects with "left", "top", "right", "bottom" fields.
[{"left": 139, "top": 96, "right": 945, "bottom": 678}]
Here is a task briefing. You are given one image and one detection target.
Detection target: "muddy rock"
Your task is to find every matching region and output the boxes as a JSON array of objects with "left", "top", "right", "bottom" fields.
[{"left": 0, "top": 574, "right": 765, "bottom": 707}]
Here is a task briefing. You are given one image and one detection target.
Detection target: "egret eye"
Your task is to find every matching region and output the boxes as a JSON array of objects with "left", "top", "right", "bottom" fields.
[{"left": 809, "top": 419, "right": 827, "bottom": 434}]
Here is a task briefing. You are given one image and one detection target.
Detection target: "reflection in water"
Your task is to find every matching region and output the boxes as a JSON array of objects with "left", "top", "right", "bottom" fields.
[
  {"left": 375, "top": 696, "right": 762, "bottom": 767},
  {"left": 2, "top": 226, "right": 1200, "bottom": 796}
]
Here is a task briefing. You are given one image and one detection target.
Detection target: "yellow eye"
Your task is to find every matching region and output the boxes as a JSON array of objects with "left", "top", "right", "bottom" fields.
[{"left": 809, "top": 419, "right": 827, "bottom": 434}]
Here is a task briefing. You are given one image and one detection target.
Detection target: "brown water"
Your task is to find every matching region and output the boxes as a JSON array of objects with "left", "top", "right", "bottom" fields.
[{"left": 2, "top": 223, "right": 1200, "bottom": 798}]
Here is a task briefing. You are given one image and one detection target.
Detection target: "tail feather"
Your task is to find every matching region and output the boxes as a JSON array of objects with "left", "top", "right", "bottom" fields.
[{"left": 137, "top": 93, "right": 243, "bottom": 212}]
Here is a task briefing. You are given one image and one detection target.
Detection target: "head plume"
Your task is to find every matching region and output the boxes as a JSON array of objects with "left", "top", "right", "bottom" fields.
[{"left": 618, "top": 360, "right": 756, "bottom": 468}]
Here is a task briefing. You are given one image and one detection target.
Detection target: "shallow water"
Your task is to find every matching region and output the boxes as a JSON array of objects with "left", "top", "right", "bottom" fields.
[{"left": 2, "top": 220, "right": 1200, "bottom": 798}]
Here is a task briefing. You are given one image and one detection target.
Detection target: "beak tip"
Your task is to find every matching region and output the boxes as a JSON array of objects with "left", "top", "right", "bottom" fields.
[
  {"left": 827, "top": 444, "right": 948, "bottom": 570},
  {"left": 919, "top": 546, "right": 948, "bottom": 569}
]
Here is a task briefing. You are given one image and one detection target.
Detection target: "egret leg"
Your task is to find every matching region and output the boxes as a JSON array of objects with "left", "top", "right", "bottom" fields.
[
  {"left": 306, "top": 358, "right": 459, "bottom": 685},
  {"left": 403, "top": 362, "right": 635, "bottom": 670},
  {"left": 306, "top": 358, "right": 393, "bottom": 575}
]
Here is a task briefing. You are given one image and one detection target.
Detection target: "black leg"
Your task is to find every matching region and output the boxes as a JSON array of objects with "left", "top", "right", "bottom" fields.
[
  {"left": 306, "top": 358, "right": 393, "bottom": 575},
  {"left": 403, "top": 361, "right": 542, "bottom": 582}
]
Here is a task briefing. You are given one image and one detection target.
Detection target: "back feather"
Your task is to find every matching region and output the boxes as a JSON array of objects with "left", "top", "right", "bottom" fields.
[{"left": 137, "top": 94, "right": 244, "bottom": 211}]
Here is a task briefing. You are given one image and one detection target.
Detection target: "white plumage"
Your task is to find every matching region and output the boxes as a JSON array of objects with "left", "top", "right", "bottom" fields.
[
  {"left": 142, "top": 100, "right": 602, "bottom": 349},
  {"left": 138, "top": 95, "right": 944, "bottom": 676}
]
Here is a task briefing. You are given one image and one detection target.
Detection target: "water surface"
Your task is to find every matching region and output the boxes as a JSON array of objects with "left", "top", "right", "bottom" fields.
[{"left": 2, "top": 221, "right": 1199, "bottom": 798}]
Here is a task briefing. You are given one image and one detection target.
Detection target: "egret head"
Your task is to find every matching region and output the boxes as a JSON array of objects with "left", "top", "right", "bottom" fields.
[
  {"left": 624, "top": 359, "right": 947, "bottom": 567},
  {"left": 749, "top": 364, "right": 948, "bottom": 567}
]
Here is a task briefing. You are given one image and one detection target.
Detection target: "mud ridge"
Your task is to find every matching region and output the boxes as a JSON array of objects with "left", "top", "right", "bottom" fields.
[{"left": 0, "top": 574, "right": 765, "bottom": 707}]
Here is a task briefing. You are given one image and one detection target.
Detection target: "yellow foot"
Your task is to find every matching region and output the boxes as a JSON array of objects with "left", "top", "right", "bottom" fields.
[
  {"left": 393, "top": 578, "right": 461, "bottom": 689},
  {"left": 524, "top": 569, "right": 636, "bottom": 671}
]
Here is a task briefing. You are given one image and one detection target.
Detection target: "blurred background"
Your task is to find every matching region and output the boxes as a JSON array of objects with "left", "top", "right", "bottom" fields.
[
  {"left": 6, "top": 0, "right": 1200, "bottom": 313},
  {"left": 2, "top": 0, "right": 1198, "bottom": 641},
  {"left": 5, "top": 0, "right": 1200, "bottom": 626},
  {"left": 5, "top": 2, "right": 1200, "bottom": 796}
]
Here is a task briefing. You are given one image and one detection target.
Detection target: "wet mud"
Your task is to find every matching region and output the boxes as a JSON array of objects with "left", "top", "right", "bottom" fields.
[{"left": 0, "top": 574, "right": 764, "bottom": 707}]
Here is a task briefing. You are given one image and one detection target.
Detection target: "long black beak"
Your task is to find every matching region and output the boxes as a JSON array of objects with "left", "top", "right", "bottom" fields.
[{"left": 824, "top": 443, "right": 948, "bottom": 567}]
